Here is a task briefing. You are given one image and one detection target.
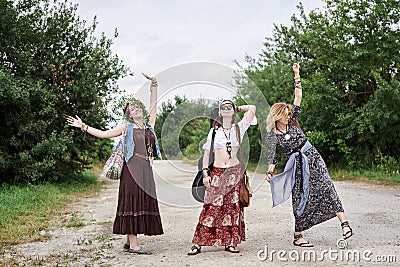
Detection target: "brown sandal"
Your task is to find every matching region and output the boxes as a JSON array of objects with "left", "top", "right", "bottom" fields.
[{"left": 293, "top": 233, "right": 314, "bottom": 247}]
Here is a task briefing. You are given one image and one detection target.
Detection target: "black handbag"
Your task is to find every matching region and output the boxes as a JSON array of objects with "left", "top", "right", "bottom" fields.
[{"left": 191, "top": 129, "right": 216, "bottom": 202}]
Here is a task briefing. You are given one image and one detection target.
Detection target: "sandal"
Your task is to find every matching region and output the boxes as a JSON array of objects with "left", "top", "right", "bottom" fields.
[
  {"left": 293, "top": 233, "right": 314, "bottom": 247},
  {"left": 341, "top": 221, "right": 353, "bottom": 240},
  {"left": 123, "top": 243, "right": 130, "bottom": 250},
  {"left": 128, "top": 247, "right": 151, "bottom": 255},
  {"left": 225, "top": 245, "right": 240, "bottom": 253},
  {"left": 187, "top": 245, "right": 201, "bottom": 255}
]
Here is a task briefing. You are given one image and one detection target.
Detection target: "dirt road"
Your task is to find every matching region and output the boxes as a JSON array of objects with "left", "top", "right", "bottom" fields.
[{"left": 3, "top": 160, "right": 400, "bottom": 266}]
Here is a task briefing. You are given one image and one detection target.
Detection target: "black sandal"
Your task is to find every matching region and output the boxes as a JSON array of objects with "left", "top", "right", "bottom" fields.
[
  {"left": 341, "top": 221, "right": 353, "bottom": 240},
  {"left": 225, "top": 245, "right": 240, "bottom": 253},
  {"left": 187, "top": 245, "right": 201, "bottom": 255},
  {"left": 293, "top": 233, "right": 314, "bottom": 247}
]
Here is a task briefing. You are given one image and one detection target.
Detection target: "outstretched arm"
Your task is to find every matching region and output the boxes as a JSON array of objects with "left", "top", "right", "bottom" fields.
[
  {"left": 142, "top": 73, "right": 157, "bottom": 128},
  {"left": 67, "top": 115, "right": 124, "bottom": 138},
  {"left": 293, "top": 63, "right": 302, "bottom": 106}
]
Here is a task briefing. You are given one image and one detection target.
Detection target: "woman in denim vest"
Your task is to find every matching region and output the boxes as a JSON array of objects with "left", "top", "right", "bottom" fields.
[{"left": 67, "top": 73, "right": 163, "bottom": 255}]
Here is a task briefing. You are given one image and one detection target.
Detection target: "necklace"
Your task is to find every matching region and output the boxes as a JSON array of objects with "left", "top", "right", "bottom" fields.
[
  {"left": 133, "top": 121, "right": 145, "bottom": 129},
  {"left": 277, "top": 124, "right": 291, "bottom": 140},
  {"left": 133, "top": 121, "right": 154, "bottom": 166},
  {"left": 222, "top": 127, "right": 232, "bottom": 159}
]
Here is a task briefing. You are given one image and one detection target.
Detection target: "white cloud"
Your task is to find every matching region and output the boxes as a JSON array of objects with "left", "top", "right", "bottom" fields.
[{"left": 71, "top": 0, "right": 324, "bottom": 100}]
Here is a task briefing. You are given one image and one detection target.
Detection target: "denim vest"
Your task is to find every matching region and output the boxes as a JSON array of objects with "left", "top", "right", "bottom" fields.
[{"left": 124, "top": 123, "right": 162, "bottom": 163}]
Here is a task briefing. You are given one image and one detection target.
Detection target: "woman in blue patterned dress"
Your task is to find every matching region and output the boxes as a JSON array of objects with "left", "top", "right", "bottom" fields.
[{"left": 265, "top": 63, "right": 353, "bottom": 247}]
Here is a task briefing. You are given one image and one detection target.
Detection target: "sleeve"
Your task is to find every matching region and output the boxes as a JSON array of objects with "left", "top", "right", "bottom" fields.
[
  {"left": 238, "top": 116, "right": 251, "bottom": 141},
  {"left": 291, "top": 105, "right": 302, "bottom": 121},
  {"left": 266, "top": 131, "right": 279, "bottom": 165},
  {"left": 202, "top": 128, "right": 214, "bottom": 150}
]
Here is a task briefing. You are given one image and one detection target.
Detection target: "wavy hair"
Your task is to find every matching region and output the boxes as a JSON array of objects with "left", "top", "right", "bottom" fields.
[{"left": 266, "top": 102, "right": 293, "bottom": 132}]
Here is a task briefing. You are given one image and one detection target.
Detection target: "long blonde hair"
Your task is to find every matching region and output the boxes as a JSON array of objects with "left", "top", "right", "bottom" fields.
[{"left": 266, "top": 102, "right": 292, "bottom": 132}]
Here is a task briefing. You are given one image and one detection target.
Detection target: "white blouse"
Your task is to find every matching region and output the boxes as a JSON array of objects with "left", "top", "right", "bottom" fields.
[{"left": 202, "top": 117, "right": 251, "bottom": 150}]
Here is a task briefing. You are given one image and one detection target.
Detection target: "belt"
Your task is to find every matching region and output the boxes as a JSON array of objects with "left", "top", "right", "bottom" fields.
[
  {"left": 289, "top": 139, "right": 307, "bottom": 155},
  {"left": 134, "top": 153, "right": 149, "bottom": 161}
]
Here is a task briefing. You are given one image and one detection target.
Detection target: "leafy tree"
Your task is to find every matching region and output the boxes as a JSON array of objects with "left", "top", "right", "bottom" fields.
[
  {"left": 0, "top": 0, "right": 130, "bottom": 184},
  {"left": 155, "top": 96, "right": 214, "bottom": 159},
  {"left": 239, "top": 0, "right": 400, "bottom": 169}
]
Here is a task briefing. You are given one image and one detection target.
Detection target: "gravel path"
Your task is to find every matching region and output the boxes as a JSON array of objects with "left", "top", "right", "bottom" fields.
[{"left": 3, "top": 160, "right": 400, "bottom": 266}]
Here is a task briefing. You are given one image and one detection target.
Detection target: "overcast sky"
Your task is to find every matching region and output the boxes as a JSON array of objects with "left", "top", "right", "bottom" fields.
[{"left": 70, "top": 0, "right": 324, "bottom": 104}]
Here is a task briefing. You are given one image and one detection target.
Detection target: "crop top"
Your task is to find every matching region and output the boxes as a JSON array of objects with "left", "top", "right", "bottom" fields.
[{"left": 202, "top": 117, "right": 251, "bottom": 150}]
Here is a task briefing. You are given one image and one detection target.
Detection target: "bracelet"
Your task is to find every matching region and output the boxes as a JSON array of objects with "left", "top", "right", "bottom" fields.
[
  {"left": 202, "top": 167, "right": 209, "bottom": 171},
  {"left": 80, "top": 123, "right": 87, "bottom": 131},
  {"left": 202, "top": 170, "right": 209, "bottom": 178},
  {"left": 85, "top": 125, "right": 89, "bottom": 132},
  {"left": 294, "top": 76, "right": 300, "bottom": 80},
  {"left": 267, "top": 171, "right": 273, "bottom": 176}
]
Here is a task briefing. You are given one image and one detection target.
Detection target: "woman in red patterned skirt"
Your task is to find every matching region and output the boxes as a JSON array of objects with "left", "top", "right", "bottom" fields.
[{"left": 188, "top": 99, "right": 256, "bottom": 255}]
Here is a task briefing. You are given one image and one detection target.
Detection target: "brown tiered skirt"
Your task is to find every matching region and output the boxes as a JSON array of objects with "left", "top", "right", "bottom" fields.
[{"left": 112, "top": 160, "right": 163, "bottom": 235}]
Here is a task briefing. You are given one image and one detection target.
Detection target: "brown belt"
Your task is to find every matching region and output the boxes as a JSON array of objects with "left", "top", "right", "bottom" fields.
[{"left": 134, "top": 153, "right": 149, "bottom": 161}]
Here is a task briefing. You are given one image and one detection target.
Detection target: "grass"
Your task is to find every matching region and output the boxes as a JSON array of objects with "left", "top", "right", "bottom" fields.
[
  {"left": 330, "top": 168, "right": 400, "bottom": 185},
  {"left": 0, "top": 169, "right": 103, "bottom": 248}
]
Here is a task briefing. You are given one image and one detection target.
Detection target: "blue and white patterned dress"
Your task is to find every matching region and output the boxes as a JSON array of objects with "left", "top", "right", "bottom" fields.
[{"left": 267, "top": 105, "right": 344, "bottom": 231}]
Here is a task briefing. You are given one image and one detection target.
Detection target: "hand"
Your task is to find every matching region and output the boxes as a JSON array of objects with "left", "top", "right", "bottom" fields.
[
  {"left": 67, "top": 115, "right": 84, "bottom": 129},
  {"left": 266, "top": 174, "right": 272, "bottom": 183},
  {"left": 142, "top": 73, "right": 156, "bottom": 82},
  {"left": 266, "top": 171, "right": 273, "bottom": 183},
  {"left": 292, "top": 62, "right": 300, "bottom": 75},
  {"left": 203, "top": 176, "right": 211, "bottom": 187}
]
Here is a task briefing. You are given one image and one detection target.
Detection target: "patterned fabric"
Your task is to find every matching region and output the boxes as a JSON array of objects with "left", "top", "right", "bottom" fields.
[
  {"left": 102, "top": 139, "right": 124, "bottom": 180},
  {"left": 192, "top": 165, "right": 246, "bottom": 247},
  {"left": 266, "top": 105, "right": 344, "bottom": 231}
]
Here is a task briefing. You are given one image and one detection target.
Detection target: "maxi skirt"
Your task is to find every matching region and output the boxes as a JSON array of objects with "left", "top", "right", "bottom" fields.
[{"left": 192, "top": 164, "right": 245, "bottom": 247}]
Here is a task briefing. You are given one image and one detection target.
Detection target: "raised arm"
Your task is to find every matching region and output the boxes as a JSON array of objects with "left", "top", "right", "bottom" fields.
[
  {"left": 67, "top": 115, "right": 124, "bottom": 138},
  {"left": 142, "top": 73, "right": 157, "bottom": 128},
  {"left": 293, "top": 63, "right": 302, "bottom": 107},
  {"left": 236, "top": 104, "right": 256, "bottom": 124}
]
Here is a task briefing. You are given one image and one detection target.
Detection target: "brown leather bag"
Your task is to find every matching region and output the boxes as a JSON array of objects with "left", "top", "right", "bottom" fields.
[{"left": 239, "top": 169, "right": 252, "bottom": 207}]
